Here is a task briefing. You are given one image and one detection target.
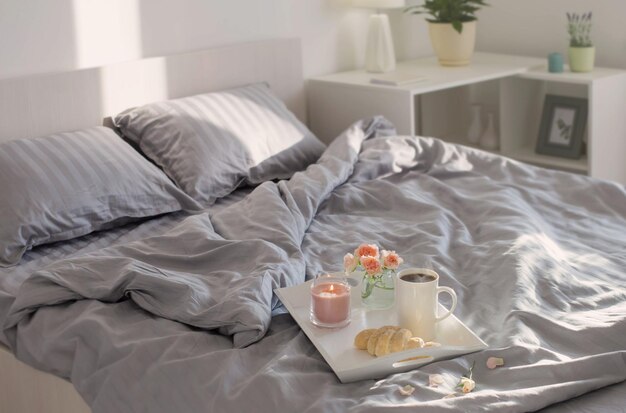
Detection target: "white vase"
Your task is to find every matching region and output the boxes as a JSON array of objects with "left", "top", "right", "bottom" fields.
[
  {"left": 428, "top": 20, "right": 476, "bottom": 67},
  {"left": 479, "top": 113, "right": 499, "bottom": 150},
  {"left": 467, "top": 104, "right": 482, "bottom": 145}
]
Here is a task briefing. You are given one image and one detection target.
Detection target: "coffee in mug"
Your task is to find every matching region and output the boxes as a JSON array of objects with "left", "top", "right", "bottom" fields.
[
  {"left": 399, "top": 272, "right": 437, "bottom": 284},
  {"left": 396, "top": 268, "right": 457, "bottom": 341}
]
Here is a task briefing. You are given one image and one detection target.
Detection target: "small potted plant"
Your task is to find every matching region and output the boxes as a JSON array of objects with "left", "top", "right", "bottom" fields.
[
  {"left": 405, "top": 0, "right": 488, "bottom": 67},
  {"left": 567, "top": 12, "right": 594, "bottom": 72}
]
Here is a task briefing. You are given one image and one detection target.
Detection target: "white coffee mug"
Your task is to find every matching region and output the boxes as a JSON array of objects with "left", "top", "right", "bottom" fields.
[{"left": 396, "top": 268, "right": 457, "bottom": 341}]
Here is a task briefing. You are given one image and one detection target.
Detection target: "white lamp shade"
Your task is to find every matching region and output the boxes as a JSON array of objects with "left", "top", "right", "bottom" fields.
[{"left": 352, "top": 0, "right": 405, "bottom": 9}]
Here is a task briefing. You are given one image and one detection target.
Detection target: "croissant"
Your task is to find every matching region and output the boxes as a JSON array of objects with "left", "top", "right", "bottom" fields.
[{"left": 354, "top": 326, "right": 438, "bottom": 357}]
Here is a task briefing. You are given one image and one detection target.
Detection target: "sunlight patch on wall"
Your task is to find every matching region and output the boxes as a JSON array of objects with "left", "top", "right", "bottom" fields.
[
  {"left": 98, "top": 58, "right": 169, "bottom": 116},
  {"left": 72, "top": 0, "right": 142, "bottom": 70}
]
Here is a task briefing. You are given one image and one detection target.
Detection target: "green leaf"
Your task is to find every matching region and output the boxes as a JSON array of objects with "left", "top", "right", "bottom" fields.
[
  {"left": 406, "top": 0, "right": 488, "bottom": 24},
  {"left": 452, "top": 20, "right": 463, "bottom": 33},
  {"left": 361, "top": 276, "right": 376, "bottom": 299}
]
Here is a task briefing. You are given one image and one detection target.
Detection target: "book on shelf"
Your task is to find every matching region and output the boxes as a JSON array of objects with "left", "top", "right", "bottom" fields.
[{"left": 370, "top": 72, "right": 427, "bottom": 86}]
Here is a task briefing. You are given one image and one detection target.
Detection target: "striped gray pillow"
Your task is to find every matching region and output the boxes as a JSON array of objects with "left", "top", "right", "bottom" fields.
[
  {"left": 114, "top": 83, "right": 325, "bottom": 204},
  {"left": 0, "top": 126, "right": 198, "bottom": 267}
]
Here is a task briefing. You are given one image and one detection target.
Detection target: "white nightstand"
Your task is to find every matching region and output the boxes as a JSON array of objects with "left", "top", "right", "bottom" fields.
[{"left": 308, "top": 52, "right": 626, "bottom": 185}]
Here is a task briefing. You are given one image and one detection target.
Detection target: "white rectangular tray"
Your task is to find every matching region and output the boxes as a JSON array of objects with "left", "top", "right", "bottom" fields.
[{"left": 275, "top": 274, "right": 488, "bottom": 383}]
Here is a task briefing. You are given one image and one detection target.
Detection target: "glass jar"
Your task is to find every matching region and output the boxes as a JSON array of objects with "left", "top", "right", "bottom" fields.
[
  {"left": 310, "top": 274, "right": 351, "bottom": 328},
  {"left": 361, "top": 269, "right": 395, "bottom": 310}
]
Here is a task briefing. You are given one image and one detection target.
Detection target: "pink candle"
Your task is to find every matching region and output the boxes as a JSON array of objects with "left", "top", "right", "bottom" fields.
[{"left": 310, "top": 281, "right": 351, "bottom": 328}]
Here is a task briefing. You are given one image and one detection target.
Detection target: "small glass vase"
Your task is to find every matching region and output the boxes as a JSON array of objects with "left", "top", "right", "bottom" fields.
[{"left": 361, "top": 269, "right": 395, "bottom": 310}]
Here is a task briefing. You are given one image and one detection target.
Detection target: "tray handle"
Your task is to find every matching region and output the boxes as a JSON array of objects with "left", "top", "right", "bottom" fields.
[
  {"left": 365, "top": 345, "right": 481, "bottom": 371},
  {"left": 365, "top": 349, "right": 438, "bottom": 371},
  {"left": 392, "top": 356, "right": 434, "bottom": 369}
]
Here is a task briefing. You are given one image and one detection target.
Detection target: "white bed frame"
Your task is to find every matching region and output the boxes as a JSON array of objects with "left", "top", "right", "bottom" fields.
[{"left": 0, "top": 38, "right": 305, "bottom": 413}]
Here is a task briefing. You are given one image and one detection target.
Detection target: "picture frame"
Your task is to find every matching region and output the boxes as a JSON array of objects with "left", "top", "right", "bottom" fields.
[{"left": 536, "top": 94, "right": 587, "bottom": 159}]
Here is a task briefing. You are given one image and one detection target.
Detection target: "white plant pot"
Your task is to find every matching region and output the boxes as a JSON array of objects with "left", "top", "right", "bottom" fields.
[{"left": 428, "top": 21, "right": 476, "bottom": 67}]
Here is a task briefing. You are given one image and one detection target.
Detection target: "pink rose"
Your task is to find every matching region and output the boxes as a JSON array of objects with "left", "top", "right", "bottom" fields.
[
  {"left": 361, "top": 256, "right": 382, "bottom": 276},
  {"left": 486, "top": 357, "right": 504, "bottom": 369},
  {"left": 354, "top": 243, "right": 379, "bottom": 259},
  {"left": 428, "top": 374, "right": 445, "bottom": 388},
  {"left": 343, "top": 253, "right": 358, "bottom": 274},
  {"left": 381, "top": 250, "right": 403, "bottom": 270}
]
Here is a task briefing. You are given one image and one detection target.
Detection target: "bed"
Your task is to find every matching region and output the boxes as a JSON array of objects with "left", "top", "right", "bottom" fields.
[{"left": 0, "top": 38, "right": 625, "bottom": 413}]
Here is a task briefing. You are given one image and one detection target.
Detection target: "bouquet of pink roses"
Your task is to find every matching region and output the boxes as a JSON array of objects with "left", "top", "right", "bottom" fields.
[{"left": 344, "top": 243, "right": 403, "bottom": 302}]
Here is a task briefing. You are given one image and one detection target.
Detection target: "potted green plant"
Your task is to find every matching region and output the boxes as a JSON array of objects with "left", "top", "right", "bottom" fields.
[
  {"left": 405, "top": 0, "right": 488, "bottom": 67},
  {"left": 567, "top": 12, "right": 594, "bottom": 72}
]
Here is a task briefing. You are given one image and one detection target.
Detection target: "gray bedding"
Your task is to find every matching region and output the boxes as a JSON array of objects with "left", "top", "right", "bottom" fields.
[{"left": 2, "top": 117, "right": 625, "bottom": 412}]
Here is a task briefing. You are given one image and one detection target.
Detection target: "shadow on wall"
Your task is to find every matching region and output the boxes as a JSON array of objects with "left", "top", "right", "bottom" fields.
[
  {"left": 135, "top": 0, "right": 294, "bottom": 114},
  {"left": 0, "top": 0, "right": 78, "bottom": 80},
  {"left": 135, "top": 0, "right": 289, "bottom": 63},
  {"left": 135, "top": 0, "right": 373, "bottom": 81}
]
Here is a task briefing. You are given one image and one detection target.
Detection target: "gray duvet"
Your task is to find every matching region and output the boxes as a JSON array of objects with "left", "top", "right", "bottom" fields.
[{"left": 2, "top": 117, "right": 626, "bottom": 412}]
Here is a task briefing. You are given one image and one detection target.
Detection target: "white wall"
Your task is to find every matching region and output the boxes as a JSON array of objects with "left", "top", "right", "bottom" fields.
[
  {"left": 1, "top": 0, "right": 623, "bottom": 81},
  {"left": 0, "top": 0, "right": 432, "bottom": 81},
  {"left": 476, "top": 0, "right": 626, "bottom": 68}
]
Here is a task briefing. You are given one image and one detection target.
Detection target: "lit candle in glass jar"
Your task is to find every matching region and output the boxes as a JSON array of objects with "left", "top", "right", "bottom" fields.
[{"left": 310, "top": 274, "right": 351, "bottom": 328}]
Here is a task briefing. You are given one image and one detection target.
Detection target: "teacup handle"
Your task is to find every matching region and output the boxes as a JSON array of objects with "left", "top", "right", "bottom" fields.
[{"left": 435, "top": 286, "right": 457, "bottom": 322}]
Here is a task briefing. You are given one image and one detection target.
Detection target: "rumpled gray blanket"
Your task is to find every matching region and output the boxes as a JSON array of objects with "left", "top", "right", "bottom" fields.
[{"left": 3, "top": 117, "right": 626, "bottom": 412}]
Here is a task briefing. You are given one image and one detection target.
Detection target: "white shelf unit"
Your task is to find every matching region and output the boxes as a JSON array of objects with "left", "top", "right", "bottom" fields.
[
  {"left": 308, "top": 53, "right": 545, "bottom": 139},
  {"left": 308, "top": 53, "right": 626, "bottom": 185},
  {"left": 501, "top": 67, "right": 626, "bottom": 182}
]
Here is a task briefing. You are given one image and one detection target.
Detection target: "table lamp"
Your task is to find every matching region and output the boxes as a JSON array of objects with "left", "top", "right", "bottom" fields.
[{"left": 353, "top": 0, "right": 405, "bottom": 73}]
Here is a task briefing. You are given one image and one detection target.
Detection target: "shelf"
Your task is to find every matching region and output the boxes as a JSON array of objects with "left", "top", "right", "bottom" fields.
[
  {"left": 446, "top": 135, "right": 587, "bottom": 173},
  {"left": 517, "top": 66, "right": 625, "bottom": 85},
  {"left": 311, "top": 53, "right": 545, "bottom": 95},
  {"left": 309, "top": 52, "right": 626, "bottom": 184},
  {"left": 444, "top": 136, "right": 501, "bottom": 155},
  {"left": 508, "top": 146, "right": 588, "bottom": 173}
]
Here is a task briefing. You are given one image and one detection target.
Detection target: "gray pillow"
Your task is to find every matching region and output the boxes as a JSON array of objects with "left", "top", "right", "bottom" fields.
[
  {"left": 0, "top": 126, "right": 199, "bottom": 267},
  {"left": 113, "top": 83, "right": 326, "bottom": 204}
]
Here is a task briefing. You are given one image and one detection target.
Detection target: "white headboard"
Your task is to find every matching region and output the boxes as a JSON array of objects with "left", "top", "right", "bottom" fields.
[{"left": 0, "top": 38, "right": 304, "bottom": 143}]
